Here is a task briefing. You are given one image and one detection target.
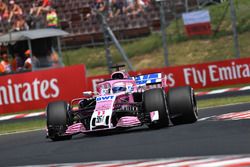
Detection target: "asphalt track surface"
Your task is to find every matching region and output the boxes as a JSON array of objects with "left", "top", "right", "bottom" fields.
[{"left": 1, "top": 103, "right": 250, "bottom": 166}]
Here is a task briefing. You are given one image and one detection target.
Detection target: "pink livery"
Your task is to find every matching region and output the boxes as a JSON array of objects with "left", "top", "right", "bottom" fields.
[{"left": 46, "top": 65, "right": 198, "bottom": 141}]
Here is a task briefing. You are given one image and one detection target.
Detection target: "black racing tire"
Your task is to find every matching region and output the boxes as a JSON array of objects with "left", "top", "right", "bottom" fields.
[
  {"left": 167, "top": 86, "right": 198, "bottom": 125},
  {"left": 143, "top": 88, "right": 169, "bottom": 129},
  {"left": 46, "top": 101, "right": 72, "bottom": 141}
]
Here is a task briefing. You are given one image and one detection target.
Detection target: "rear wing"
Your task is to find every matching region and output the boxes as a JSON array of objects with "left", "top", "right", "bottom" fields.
[{"left": 133, "top": 73, "right": 167, "bottom": 87}]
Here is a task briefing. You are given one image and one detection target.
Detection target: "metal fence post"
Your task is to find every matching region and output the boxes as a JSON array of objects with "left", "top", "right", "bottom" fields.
[
  {"left": 98, "top": 11, "right": 134, "bottom": 71},
  {"left": 102, "top": 25, "right": 113, "bottom": 74},
  {"left": 185, "top": 0, "right": 189, "bottom": 12},
  {"left": 229, "top": 0, "right": 240, "bottom": 58},
  {"left": 157, "top": 0, "right": 169, "bottom": 66}
]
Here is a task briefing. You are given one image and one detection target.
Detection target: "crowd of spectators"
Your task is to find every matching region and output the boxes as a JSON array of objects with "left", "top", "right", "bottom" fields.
[
  {"left": 0, "top": 0, "right": 153, "bottom": 74},
  {"left": 0, "top": 0, "right": 153, "bottom": 33},
  {"left": 0, "top": 47, "right": 60, "bottom": 74},
  {"left": 0, "top": 0, "right": 58, "bottom": 32},
  {"left": 0, "top": 0, "right": 59, "bottom": 74},
  {"left": 86, "top": 0, "right": 152, "bottom": 20},
  {"left": 0, "top": 51, "right": 17, "bottom": 74},
  {"left": 0, "top": 47, "right": 32, "bottom": 74}
]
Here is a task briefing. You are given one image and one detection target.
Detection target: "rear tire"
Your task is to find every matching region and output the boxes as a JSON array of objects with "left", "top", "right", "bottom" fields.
[
  {"left": 46, "top": 101, "right": 72, "bottom": 141},
  {"left": 143, "top": 88, "right": 169, "bottom": 129},
  {"left": 167, "top": 86, "right": 198, "bottom": 125}
]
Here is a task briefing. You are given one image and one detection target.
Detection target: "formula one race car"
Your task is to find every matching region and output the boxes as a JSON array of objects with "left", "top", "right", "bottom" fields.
[{"left": 46, "top": 65, "right": 198, "bottom": 141}]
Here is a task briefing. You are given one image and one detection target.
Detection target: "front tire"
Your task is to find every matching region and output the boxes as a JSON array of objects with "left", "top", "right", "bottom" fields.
[
  {"left": 143, "top": 88, "right": 169, "bottom": 128},
  {"left": 46, "top": 101, "right": 72, "bottom": 141},
  {"left": 167, "top": 86, "right": 198, "bottom": 125}
]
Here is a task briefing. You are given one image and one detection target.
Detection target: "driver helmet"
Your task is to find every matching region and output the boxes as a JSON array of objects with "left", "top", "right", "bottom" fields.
[{"left": 112, "top": 82, "right": 126, "bottom": 93}]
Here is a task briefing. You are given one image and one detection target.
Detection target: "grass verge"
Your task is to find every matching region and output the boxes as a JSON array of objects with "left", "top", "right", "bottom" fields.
[
  {"left": 198, "top": 95, "right": 250, "bottom": 108},
  {"left": 0, "top": 119, "right": 45, "bottom": 135},
  {"left": 62, "top": 0, "right": 250, "bottom": 76}
]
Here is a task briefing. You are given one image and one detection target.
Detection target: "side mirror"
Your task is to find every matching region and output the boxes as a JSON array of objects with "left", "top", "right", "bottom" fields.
[
  {"left": 83, "top": 91, "right": 92, "bottom": 97},
  {"left": 83, "top": 91, "right": 98, "bottom": 97}
]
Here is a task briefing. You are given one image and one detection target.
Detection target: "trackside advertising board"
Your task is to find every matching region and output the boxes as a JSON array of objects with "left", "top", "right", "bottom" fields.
[
  {"left": 0, "top": 65, "right": 86, "bottom": 114},
  {"left": 87, "top": 57, "right": 250, "bottom": 91},
  {"left": 1, "top": 58, "right": 250, "bottom": 114},
  {"left": 182, "top": 10, "right": 212, "bottom": 36}
]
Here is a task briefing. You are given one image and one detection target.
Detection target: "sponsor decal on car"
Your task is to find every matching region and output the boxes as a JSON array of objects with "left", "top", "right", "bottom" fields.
[
  {"left": 133, "top": 73, "right": 162, "bottom": 85},
  {"left": 96, "top": 111, "right": 105, "bottom": 124},
  {"left": 150, "top": 111, "right": 159, "bottom": 122},
  {"left": 96, "top": 95, "right": 115, "bottom": 102}
]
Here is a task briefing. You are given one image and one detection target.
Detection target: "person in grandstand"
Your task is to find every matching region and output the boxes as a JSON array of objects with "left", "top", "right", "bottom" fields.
[
  {"left": 0, "top": 53, "right": 12, "bottom": 73},
  {"left": 23, "top": 50, "right": 32, "bottom": 70},
  {"left": 50, "top": 47, "right": 60, "bottom": 67},
  {"left": 95, "top": 0, "right": 106, "bottom": 13},
  {"left": 24, "top": 49, "right": 41, "bottom": 70},
  {"left": 134, "top": 0, "right": 145, "bottom": 15},
  {"left": 124, "top": 0, "right": 134, "bottom": 13},
  {"left": 125, "top": 0, "right": 145, "bottom": 16},
  {"left": 28, "top": 0, "right": 45, "bottom": 29},
  {"left": 141, "top": 0, "right": 151, "bottom": 10},
  {"left": 29, "top": 0, "right": 40, "bottom": 14},
  {"left": 8, "top": 0, "right": 23, "bottom": 23},
  {"left": 12, "top": 15, "right": 29, "bottom": 31},
  {"left": 12, "top": 52, "right": 26, "bottom": 72},
  {"left": 0, "top": 0, "right": 9, "bottom": 21},
  {"left": 46, "top": 8, "right": 58, "bottom": 28},
  {"left": 35, "top": 0, "right": 52, "bottom": 16},
  {"left": 110, "top": 0, "right": 124, "bottom": 18},
  {"left": 85, "top": 0, "right": 108, "bottom": 19},
  {"left": 142, "top": 0, "right": 151, "bottom": 7},
  {"left": 11, "top": 53, "right": 17, "bottom": 72},
  {"left": 0, "top": 62, "right": 4, "bottom": 73}
]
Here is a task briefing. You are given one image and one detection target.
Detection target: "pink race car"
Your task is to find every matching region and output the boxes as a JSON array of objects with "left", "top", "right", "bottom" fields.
[{"left": 46, "top": 65, "right": 198, "bottom": 141}]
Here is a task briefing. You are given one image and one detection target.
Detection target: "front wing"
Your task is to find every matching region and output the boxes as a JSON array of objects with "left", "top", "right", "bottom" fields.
[
  {"left": 65, "top": 116, "right": 142, "bottom": 135},
  {"left": 65, "top": 110, "right": 160, "bottom": 135}
]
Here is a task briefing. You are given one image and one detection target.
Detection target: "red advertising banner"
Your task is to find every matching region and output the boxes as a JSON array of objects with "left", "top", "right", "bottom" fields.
[
  {"left": 87, "top": 58, "right": 250, "bottom": 91},
  {"left": 185, "top": 22, "right": 212, "bottom": 36},
  {"left": 0, "top": 65, "right": 86, "bottom": 114},
  {"left": 1, "top": 58, "right": 250, "bottom": 115}
]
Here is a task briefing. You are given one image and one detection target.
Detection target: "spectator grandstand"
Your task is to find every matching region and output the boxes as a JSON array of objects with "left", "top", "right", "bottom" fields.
[{"left": 0, "top": 0, "right": 199, "bottom": 48}]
